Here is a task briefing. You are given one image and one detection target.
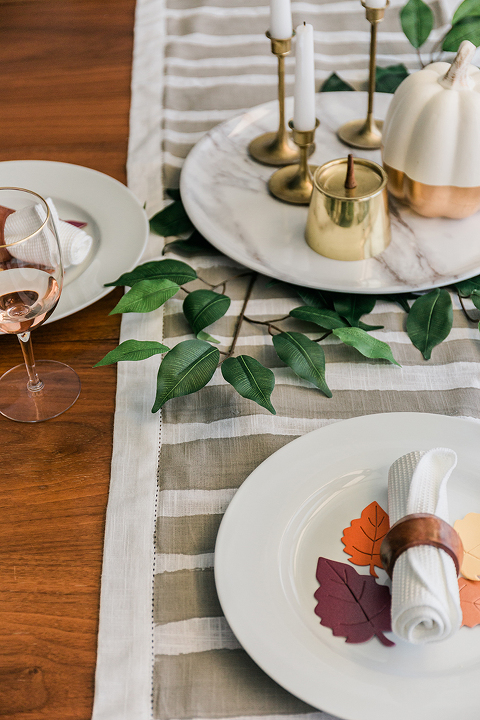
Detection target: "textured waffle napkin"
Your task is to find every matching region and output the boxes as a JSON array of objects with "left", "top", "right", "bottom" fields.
[
  {"left": 5, "top": 198, "right": 92, "bottom": 267},
  {"left": 388, "top": 448, "right": 462, "bottom": 644}
]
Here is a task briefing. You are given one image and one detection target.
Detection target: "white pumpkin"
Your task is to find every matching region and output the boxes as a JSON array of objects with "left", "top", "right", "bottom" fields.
[{"left": 382, "top": 41, "right": 480, "bottom": 218}]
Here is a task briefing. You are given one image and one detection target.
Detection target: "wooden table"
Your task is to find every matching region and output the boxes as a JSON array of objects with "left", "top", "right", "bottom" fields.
[{"left": 0, "top": 1, "right": 137, "bottom": 716}]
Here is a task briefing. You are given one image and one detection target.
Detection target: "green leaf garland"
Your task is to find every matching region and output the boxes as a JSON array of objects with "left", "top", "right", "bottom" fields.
[
  {"left": 150, "top": 200, "right": 193, "bottom": 236},
  {"left": 290, "top": 305, "right": 349, "bottom": 330},
  {"left": 400, "top": 0, "right": 434, "bottom": 48},
  {"left": 105, "top": 259, "right": 197, "bottom": 287}
]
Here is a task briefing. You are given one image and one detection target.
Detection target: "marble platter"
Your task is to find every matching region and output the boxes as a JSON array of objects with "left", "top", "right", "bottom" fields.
[{"left": 181, "top": 91, "right": 480, "bottom": 294}]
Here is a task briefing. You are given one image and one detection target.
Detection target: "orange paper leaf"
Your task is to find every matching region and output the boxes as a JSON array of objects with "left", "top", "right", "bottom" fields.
[
  {"left": 454, "top": 512, "right": 480, "bottom": 580},
  {"left": 342, "top": 501, "right": 390, "bottom": 578},
  {"left": 458, "top": 577, "right": 480, "bottom": 628}
]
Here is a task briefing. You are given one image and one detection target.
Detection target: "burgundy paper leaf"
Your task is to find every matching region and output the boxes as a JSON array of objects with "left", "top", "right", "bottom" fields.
[
  {"left": 64, "top": 219, "right": 88, "bottom": 228},
  {"left": 314, "top": 557, "right": 394, "bottom": 647}
]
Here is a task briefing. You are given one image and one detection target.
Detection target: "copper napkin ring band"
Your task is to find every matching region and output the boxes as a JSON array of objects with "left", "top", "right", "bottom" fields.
[{"left": 380, "top": 513, "right": 464, "bottom": 578}]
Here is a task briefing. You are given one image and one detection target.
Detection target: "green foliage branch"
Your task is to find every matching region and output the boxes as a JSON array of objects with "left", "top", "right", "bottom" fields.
[{"left": 96, "top": 2, "right": 480, "bottom": 414}]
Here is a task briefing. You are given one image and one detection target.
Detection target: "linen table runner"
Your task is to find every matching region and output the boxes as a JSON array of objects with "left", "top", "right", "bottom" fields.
[{"left": 93, "top": 0, "right": 479, "bottom": 718}]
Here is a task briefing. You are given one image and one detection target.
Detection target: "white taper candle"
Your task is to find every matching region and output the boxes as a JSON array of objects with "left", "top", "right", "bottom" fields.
[
  {"left": 269, "top": 0, "right": 292, "bottom": 40},
  {"left": 363, "top": 0, "right": 387, "bottom": 8},
  {"left": 293, "top": 23, "right": 316, "bottom": 131}
]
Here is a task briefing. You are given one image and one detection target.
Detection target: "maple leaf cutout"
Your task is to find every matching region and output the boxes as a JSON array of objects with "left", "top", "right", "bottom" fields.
[
  {"left": 314, "top": 557, "right": 394, "bottom": 647},
  {"left": 454, "top": 513, "right": 480, "bottom": 581},
  {"left": 341, "top": 500, "right": 389, "bottom": 578},
  {"left": 458, "top": 577, "right": 480, "bottom": 628}
]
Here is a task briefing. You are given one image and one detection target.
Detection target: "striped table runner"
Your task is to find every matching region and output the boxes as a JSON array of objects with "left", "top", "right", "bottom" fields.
[{"left": 93, "top": 0, "right": 480, "bottom": 719}]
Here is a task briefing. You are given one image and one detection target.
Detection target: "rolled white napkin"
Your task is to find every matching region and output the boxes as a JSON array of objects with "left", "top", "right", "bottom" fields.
[
  {"left": 5, "top": 198, "right": 92, "bottom": 267},
  {"left": 388, "top": 448, "right": 462, "bottom": 644}
]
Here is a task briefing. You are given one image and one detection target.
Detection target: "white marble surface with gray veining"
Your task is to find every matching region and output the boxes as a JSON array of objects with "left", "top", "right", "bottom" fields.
[{"left": 180, "top": 92, "right": 480, "bottom": 293}]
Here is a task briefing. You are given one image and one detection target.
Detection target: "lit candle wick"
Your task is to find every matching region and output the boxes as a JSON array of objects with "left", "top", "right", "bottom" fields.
[{"left": 344, "top": 154, "right": 357, "bottom": 192}]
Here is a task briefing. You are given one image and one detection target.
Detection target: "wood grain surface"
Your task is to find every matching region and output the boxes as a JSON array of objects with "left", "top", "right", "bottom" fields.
[{"left": 0, "top": 0, "right": 137, "bottom": 716}]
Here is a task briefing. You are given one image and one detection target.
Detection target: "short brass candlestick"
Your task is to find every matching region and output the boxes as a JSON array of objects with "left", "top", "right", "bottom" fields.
[
  {"left": 337, "top": 1, "right": 389, "bottom": 150},
  {"left": 268, "top": 119, "right": 319, "bottom": 204},
  {"left": 248, "top": 32, "right": 301, "bottom": 166}
]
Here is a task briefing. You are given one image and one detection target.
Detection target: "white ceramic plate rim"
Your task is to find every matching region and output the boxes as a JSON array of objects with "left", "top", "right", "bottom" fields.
[
  {"left": 0, "top": 160, "right": 149, "bottom": 322},
  {"left": 214, "top": 412, "right": 480, "bottom": 720}
]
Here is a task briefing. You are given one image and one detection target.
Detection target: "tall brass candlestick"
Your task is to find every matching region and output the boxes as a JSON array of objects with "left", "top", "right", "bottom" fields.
[
  {"left": 248, "top": 32, "right": 300, "bottom": 166},
  {"left": 268, "top": 119, "right": 319, "bottom": 204},
  {"left": 337, "top": 1, "right": 389, "bottom": 150}
]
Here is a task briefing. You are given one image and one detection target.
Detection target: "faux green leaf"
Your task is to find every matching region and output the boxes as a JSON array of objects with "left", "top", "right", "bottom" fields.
[
  {"left": 400, "top": 0, "right": 434, "bottom": 48},
  {"left": 152, "top": 339, "right": 219, "bottom": 412},
  {"left": 469, "top": 290, "right": 480, "bottom": 311},
  {"left": 150, "top": 200, "right": 193, "bottom": 236},
  {"left": 110, "top": 278, "right": 179, "bottom": 314},
  {"left": 333, "top": 327, "right": 401, "bottom": 366},
  {"left": 221, "top": 355, "right": 276, "bottom": 414},
  {"left": 296, "top": 287, "right": 335, "bottom": 310},
  {"left": 197, "top": 330, "right": 220, "bottom": 344},
  {"left": 455, "top": 275, "right": 480, "bottom": 297},
  {"left": 406, "top": 288, "right": 453, "bottom": 360},
  {"left": 321, "top": 73, "right": 355, "bottom": 93},
  {"left": 443, "top": 17, "right": 480, "bottom": 51},
  {"left": 105, "top": 259, "right": 197, "bottom": 287},
  {"left": 290, "top": 305, "right": 349, "bottom": 330},
  {"left": 453, "top": 0, "right": 480, "bottom": 25},
  {"left": 332, "top": 295, "right": 377, "bottom": 327},
  {"left": 163, "top": 230, "right": 219, "bottom": 256},
  {"left": 272, "top": 332, "right": 332, "bottom": 398},
  {"left": 375, "top": 64, "right": 409, "bottom": 93},
  {"left": 94, "top": 339, "right": 169, "bottom": 367},
  {"left": 183, "top": 289, "right": 231, "bottom": 337},
  {"left": 165, "top": 188, "right": 182, "bottom": 201}
]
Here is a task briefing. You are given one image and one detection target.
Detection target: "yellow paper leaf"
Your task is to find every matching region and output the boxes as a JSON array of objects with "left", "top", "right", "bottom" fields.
[{"left": 454, "top": 513, "right": 480, "bottom": 581}]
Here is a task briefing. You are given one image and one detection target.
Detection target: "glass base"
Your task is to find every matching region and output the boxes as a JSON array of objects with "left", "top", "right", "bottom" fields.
[{"left": 0, "top": 360, "right": 81, "bottom": 422}]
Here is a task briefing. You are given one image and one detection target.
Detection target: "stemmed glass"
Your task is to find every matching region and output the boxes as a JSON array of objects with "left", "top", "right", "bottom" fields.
[{"left": 0, "top": 187, "right": 81, "bottom": 422}]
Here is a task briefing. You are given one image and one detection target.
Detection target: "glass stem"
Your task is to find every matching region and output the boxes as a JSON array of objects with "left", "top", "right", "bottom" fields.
[{"left": 17, "top": 332, "right": 44, "bottom": 391}]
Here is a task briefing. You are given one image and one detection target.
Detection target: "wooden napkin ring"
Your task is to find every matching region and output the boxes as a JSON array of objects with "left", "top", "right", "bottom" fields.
[{"left": 380, "top": 513, "right": 464, "bottom": 578}]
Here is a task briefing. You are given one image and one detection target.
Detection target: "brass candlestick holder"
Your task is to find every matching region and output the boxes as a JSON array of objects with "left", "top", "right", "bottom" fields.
[
  {"left": 337, "top": 1, "right": 389, "bottom": 150},
  {"left": 249, "top": 32, "right": 301, "bottom": 166},
  {"left": 268, "top": 119, "right": 319, "bottom": 204}
]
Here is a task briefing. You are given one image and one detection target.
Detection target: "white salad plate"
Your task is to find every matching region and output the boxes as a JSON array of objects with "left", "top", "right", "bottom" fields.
[
  {"left": 181, "top": 92, "right": 480, "bottom": 294},
  {"left": 0, "top": 160, "right": 149, "bottom": 321},
  {"left": 215, "top": 412, "right": 480, "bottom": 720}
]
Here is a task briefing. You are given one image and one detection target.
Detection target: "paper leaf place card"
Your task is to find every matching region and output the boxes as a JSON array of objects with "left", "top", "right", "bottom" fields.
[
  {"left": 341, "top": 500, "right": 390, "bottom": 577},
  {"left": 454, "top": 513, "right": 480, "bottom": 581}
]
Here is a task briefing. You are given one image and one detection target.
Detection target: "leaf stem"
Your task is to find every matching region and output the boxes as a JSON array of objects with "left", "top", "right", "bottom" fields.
[
  {"left": 244, "top": 315, "right": 284, "bottom": 335},
  {"left": 223, "top": 272, "right": 257, "bottom": 361}
]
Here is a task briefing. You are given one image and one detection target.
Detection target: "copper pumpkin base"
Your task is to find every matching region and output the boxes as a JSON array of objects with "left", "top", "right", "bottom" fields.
[{"left": 383, "top": 163, "right": 480, "bottom": 219}]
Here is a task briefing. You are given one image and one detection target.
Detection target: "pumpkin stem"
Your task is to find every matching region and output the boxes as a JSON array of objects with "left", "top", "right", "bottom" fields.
[{"left": 440, "top": 40, "right": 476, "bottom": 90}]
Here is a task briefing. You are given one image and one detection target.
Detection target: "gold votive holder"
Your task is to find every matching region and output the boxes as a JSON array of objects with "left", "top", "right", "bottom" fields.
[
  {"left": 305, "top": 157, "right": 390, "bottom": 261},
  {"left": 268, "top": 119, "right": 319, "bottom": 204},
  {"left": 249, "top": 32, "right": 301, "bottom": 166}
]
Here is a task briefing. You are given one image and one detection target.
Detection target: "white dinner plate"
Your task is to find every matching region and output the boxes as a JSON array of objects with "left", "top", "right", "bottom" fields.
[
  {"left": 215, "top": 413, "right": 480, "bottom": 720},
  {"left": 0, "top": 160, "right": 149, "bottom": 322},
  {"left": 181, "top": 92, "right": 480, "bottom": 294}
]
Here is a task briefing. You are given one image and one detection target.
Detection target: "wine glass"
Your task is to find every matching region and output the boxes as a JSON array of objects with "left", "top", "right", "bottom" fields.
[{"left": 0, "top": 187, "right": 81, "bottom": 422}]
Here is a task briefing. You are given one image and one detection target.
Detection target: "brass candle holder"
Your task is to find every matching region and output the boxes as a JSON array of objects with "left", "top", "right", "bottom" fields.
[
  {"left": 248, "top": 32, "right": 301, "bottom": 166},
  {"left": 268, "top": 119, "right": 319, "bottom": 204},
  {"left": 337, "top": 1, "right": 389, "bottom": 150}
]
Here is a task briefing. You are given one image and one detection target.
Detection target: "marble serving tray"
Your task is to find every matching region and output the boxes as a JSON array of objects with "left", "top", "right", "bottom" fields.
[{"left": 180, "top": 92, "right": 480, "bottom": 294}]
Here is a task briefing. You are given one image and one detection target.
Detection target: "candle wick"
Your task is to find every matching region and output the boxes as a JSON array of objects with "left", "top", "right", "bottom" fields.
[{"left": 345, "top": 154, "right": 357, "bottom": 190}]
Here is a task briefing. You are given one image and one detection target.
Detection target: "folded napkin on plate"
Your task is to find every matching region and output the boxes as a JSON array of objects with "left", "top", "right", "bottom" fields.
[
  {"left": 388, "top": 448, "right": 462, "bottom": 644},
  {"left": 4, "top": 198, "right": 93, "bottom": 267}
]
